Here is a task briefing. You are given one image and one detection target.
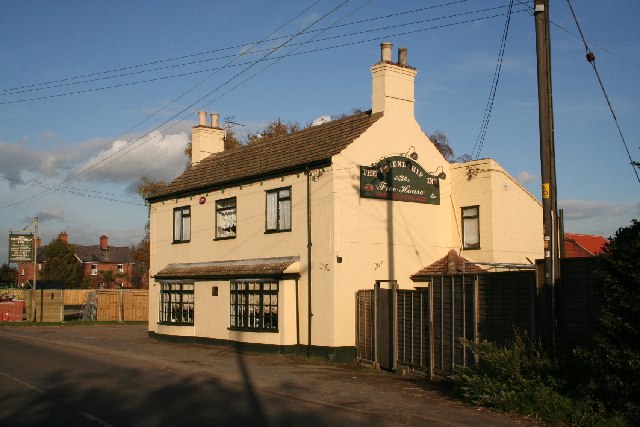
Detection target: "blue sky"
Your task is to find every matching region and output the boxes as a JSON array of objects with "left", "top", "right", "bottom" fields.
[{"left": 1, "top": 0, "right": 638, "bottom": 261}]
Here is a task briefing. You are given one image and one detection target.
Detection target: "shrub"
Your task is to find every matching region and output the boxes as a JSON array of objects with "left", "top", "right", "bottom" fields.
[{"left": 452, "top": 333, "right": 624, "bottom": 425}]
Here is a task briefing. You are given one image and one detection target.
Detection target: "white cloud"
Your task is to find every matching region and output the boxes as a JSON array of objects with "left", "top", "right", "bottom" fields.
[
  {"left": 515, "top": 170, "right": 537, "bottom": 184},
  {"left": 31, "top": 208, "right": 64, "bottom": 223},
  {"left": 74, "top": 131, "right": 189, "bottom": 185},
  {"left": 559, "top": 199, "right": 640, "bottom": 238},
  {"left": 38, "top": 130, "right": 56, "bottom": 141},
  {"left": 0, "top": 140, "right": 69, "bottom": 187}
]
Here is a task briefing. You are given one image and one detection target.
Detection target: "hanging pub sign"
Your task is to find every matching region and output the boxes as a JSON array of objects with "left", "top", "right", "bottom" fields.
[
  {"left": 9, "top": 233, "right": 35, "bottom": 262},
  {"left": 360, "top": 156, "right": 441, "bottom": 205}
]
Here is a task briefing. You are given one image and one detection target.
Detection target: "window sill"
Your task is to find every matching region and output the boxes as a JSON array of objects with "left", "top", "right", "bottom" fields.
[
  {"left": 228, "top": 327, "right": 279, "bottom": 333},
  {"left": 264, "top": 229, "right": 291, "bottom": 234},
  {"left": 462, "top": 246, "right": 481, "bottom": 251},
  {"left": 158, "top": 321, "right": 194, "bottom": 326},
  {"left": 172, "top": 240, "right": 191, "bottom": 244},
  {"left": 214, "top": 236, "right": 236, "bottom": 241}
]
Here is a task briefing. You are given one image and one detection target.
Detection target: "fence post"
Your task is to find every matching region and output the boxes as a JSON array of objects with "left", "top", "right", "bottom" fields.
[
  {"left": 391, "top": 281, "right": 398, "bottom": 371},
  {"left": 373, "top": 281, "right": 379, "bottom": 370}
]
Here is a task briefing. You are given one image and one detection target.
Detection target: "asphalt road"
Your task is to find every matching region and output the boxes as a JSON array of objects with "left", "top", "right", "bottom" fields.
[{"left": 0, "top": 325, "right": 540, "bottom": 426}]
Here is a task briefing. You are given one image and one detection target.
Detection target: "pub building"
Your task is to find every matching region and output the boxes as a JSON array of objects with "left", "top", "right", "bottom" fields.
[{"left": 146, "top": 43, "right": 542, "bottom": 360}]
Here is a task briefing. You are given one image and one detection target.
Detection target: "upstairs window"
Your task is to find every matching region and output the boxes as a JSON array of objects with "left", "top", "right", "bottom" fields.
[
  {"left": 117, "top": 264, "right": 124, "bottom": 273},
  {"left": 91, "top": 264, "right": 98, "bottom": 275},
  {"left": 173, "top": 206, "right": 191, "bottom": 243},
  {"left": 216, "top": 197, "right": 237, "bottom": 239},
  {"left": 265, "top": 187, "right": 291, "bottom": 232},
  {"left": 462, "top": 206, "right": 480, "bottom": 250}
]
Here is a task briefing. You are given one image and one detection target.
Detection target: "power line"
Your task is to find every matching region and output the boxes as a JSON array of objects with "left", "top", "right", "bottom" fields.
[
  {"left": 514, "top": 0, "right": 640, "bottom": 68},
  {"left": 0, "top": 0, "right": 355, "bottom": 210},
  {"left": 0, "top": 4, "right": 534, "bottom": 210},
  {"left": 0, "top": 4, "right": 527, "bottom": 106},
  {"left": 0, "top": 176, "right": 144, "bottom": 206},
  {"left": 565, "top": 0, "right": 639, "bottom": 183},
  {"left": 1, "top": 0, "right": 472, "bottom": 96},
  {"left": 1, "top": 5, "right": 529, "bottom": 210},
  {"left": 471, "top": 0, "right": 514, "bottom": 161}
]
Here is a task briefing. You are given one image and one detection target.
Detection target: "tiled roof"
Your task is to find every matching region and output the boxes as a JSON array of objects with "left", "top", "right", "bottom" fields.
[
  {"left": 564, "top": 233, "right": 608, "bottom": 257},
  {"left": 411, "top": 250, "right": 485, "bottom": 278},
  {"left": 154, "top": 256, "right": 300, "bottom": 280},
  {"left": 74, "top": 245, "right": 134, "bottom": 264},
  {"left": 37, "top": 244, "right": 134, "bottom": 264},
  {"left": 149, "top": 111, "right": 383, "bottom": 201}
]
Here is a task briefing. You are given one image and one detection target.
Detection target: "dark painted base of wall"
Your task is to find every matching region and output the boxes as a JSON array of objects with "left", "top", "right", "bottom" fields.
[{"left": 148, "top": 331, "right": 356, "bottom": 363}]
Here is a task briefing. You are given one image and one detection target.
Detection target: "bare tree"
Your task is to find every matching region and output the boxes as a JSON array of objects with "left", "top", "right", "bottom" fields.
[{"left": 428, "top": 130, "right": 455, "bottom": 162}]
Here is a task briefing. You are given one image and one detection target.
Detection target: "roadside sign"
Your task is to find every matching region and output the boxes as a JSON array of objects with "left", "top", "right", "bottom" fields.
[{"left": 9, "top": 233, "right": 34, "bottom": 262}]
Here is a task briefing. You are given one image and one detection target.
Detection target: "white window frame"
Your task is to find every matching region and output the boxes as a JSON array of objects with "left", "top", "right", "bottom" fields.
[{"left": 91, "top": 264, "right": 98, "bottom": 275}]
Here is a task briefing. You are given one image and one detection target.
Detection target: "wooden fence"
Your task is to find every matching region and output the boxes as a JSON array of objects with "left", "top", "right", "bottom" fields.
[
  {"left": 21, "top": 289, "right": 148, "bottom": 322},
  {"left": 356, "top": 259, "right": 603, "bottom": 377}
]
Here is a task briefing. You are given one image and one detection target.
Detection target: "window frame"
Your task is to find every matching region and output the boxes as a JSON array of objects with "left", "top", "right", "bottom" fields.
[
  {"left": 117, "top": 264, "right": 124, "bottom": 273},
  {"left": 265, "top": 186, "right": 292, "bottom": 233},
  {"left": 461, "top": 205, "right": 480, "bottom": 250},
  {"left": 173, "top": 205, "right": 191, "bottom": 243},
  {"left": 91, "top": 264, "right": 98, "bottom": 276},
  {"left": 158, "top": 282, "right": 194, "bottom": 325},
  {"left": 215, "top": 197, "right": 237, "bottom": 240},
  {"left": 229, "top": 279, "right": 279, "bottom": 332}
]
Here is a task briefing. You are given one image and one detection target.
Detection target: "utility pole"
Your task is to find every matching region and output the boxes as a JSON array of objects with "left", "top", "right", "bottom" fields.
[{"left": 534, "top": 0, "right": 560, "bottom": 348}]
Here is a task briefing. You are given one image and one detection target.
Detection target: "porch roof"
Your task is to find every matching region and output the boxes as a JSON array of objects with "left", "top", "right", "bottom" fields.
[{"left": 154, "top": 256, "right": 300, "bottom": 280}]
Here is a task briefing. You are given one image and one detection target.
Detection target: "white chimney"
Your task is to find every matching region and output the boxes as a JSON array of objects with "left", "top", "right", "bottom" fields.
[
  {"left": 191, "top": 111, "right": 225, "bottom": 165},
  {"left": 371, "top": 43, "right": 417, "bottom": 117}
]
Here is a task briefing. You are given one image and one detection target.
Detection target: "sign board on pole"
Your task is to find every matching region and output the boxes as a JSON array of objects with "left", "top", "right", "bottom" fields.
[{"left": 8, "top": 233, "right": 34, "bottom": 262}]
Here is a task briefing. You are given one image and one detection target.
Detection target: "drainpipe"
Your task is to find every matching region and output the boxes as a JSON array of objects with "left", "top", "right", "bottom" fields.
[
  {"left": 306, "top": 167, "right": 313, "bottom": 357},
  {"left": 295, "top": 277, "right": 300, "bottom": 356}
]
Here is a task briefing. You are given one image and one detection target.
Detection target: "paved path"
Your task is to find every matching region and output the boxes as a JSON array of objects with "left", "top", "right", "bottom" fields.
[{"left": 0, "top": 325, "right": 542, "bottom": 426}]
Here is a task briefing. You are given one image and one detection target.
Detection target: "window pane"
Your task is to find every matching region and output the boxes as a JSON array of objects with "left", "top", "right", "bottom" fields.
[
  {"left": 182, "top": 214, "right": 190, "bottom": 241},
  {"left": 174, "top": 209, "right": 182, "bottom": 241},
  {"left": 159, "top": 282, "right": 194, "bottom": 325},
  {"left": 266, "top": 192, "right": 278, "bottom": 230},
  {"left": 230, "top": 281, "right": 278, "bottom": 331},
  {"left": 463, "top": 217, "right": 479, "bottom": 247},
  {"left": 279, "top": 198, "right": 291, "bottom": 230},
  {"left": 217, "top": 199, "right": 237, "bottom": 238}
]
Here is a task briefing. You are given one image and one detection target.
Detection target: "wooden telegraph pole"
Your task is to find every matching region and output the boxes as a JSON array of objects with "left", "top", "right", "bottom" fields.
[{"left": 534, "top": 0, "right": 560, "bottom": 348}]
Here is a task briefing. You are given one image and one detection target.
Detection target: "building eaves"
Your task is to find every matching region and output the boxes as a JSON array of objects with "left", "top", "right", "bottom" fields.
[{"left": 148, "top": 110, "right": 382, "bottom": 202}]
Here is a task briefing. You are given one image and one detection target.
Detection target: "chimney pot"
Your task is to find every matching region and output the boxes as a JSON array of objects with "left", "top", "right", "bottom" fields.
[
  {"left": 198, "top": 111, "right": 207, "bottom": 126},
  {"left": 380, "top": 42, "right": 393, "bottom": 62},
  {"left": 100, "top": 235, "right": 108, "bottom": 250},
  {"left": 210, "top": 113, "right": 219, "bottom": 128},
  {"left": 398, "top": 48, "right": 408, "bottom": 66}
]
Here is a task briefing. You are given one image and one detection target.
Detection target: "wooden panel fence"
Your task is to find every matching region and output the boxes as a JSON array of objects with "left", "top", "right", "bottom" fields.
[
  {"left": 357, "top": 271, "right": 540, "bottom": 378},
  {"left": 19, "top": 289, "right": 148, "bottom": 322},
  {"left": 356, "top": 262, "right": 603, "bottom": 378}
]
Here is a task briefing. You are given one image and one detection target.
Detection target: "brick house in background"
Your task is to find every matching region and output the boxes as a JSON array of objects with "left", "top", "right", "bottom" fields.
[{"left": 17, "top": 232, "right": 137, "bottom": 289}]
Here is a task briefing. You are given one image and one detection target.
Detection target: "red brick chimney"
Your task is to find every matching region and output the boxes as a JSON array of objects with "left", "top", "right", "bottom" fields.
[
  {"left": 58, "top": 232, "right": 68, "bottom": 244},
  {"left": 100, "top": 235, "right": 108, "bottom": 250},
  {"left": 36, "top": 237, "right": 41, "bottom": 248}
]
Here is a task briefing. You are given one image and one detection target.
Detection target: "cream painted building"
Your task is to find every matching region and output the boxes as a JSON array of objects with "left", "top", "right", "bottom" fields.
[{"left": 147, "top": 43, "right": 543, "bottom": 360}]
